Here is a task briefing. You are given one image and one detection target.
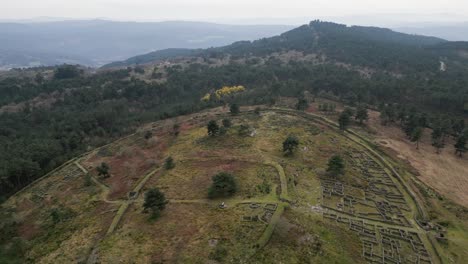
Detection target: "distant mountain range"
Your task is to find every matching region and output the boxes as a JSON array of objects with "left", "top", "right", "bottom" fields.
[
  {"left": 395, "top": 22, "right": 468, "bottom": 41},
  {"left": 2, "top": 18, "right": 467, "bottom": 70},
  {"left": 0, "top": 20, "right": 293, "bottom": 69}
]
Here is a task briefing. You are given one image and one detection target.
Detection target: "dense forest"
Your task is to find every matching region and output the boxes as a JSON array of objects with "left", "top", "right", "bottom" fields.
[{"left": 1, "top": 20, "right": 468, "bottom": 200}]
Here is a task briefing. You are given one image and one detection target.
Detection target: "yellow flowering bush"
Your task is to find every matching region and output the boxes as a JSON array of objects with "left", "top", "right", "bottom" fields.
[{"left": 201, "top": 85, "right": 245, "bottom": 101}]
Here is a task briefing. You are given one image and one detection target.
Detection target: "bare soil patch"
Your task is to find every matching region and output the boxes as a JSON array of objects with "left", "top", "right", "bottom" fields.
[{"left": 367, "top": 110, "right": 468, "bottom": 208}]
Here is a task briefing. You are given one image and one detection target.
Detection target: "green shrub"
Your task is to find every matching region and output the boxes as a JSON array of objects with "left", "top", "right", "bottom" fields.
[
  {"left": 256, "top": 180, "right": 271, "bottom": 194},
  {"left": 207, "top": 120, "right": 220, "bottom": 136},
  {"left": 209, "top": 244, "right": 228, "bottom": 261},
  {"left": 283, "top": 136, "right": 299, "bottom": 156},
  {"left": 230, "top": 104, "right": 240, "bottom": 115},
  {"left": 97, "top": 162, "right": 110, "bottom": 178},
  {"left": 143, "top": 188, "right": 168, "bottom": 220},
  {"left": 164, "top": 157, "right": 175, "bottom": 170},
  {"left": 327, "top": 155, "right": 345, "bottom": 176},
  {"left": 83, "top": 173, "right": 93, "bottom": 187},
  {"left": 208, "top": 172, "right": 237, "bottom": 199}
]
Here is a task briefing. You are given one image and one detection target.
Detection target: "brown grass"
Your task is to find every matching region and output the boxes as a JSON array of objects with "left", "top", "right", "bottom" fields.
[
  {"left": 367, "top": 110, "right": 468, "bottom": 208},
  {"left": 99, "top": 202, "right": 263, "bottom": 263},
  {"left": 83, "top": 136, "right": 169, "bottom": 200}
]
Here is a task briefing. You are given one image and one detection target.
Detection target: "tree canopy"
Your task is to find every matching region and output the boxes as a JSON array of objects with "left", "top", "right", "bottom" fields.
[
  {"left": 338, "top": 111, "right": 351, "bottom": 131},
  {"left": 230, "top": 103, "right": 240, "bottom": 115},
  {"left": 143, "top": 188, "right": 168, "bottom": 219},
  {"left": 208, "top": 172, "right": 237, "bottom": 199},
  {"left": 327, "top": 155, "right": 345, "bottom": 176},
  {"left": 283, "top": 136, "right": 299, "bottom": 156},
  {"left": 97, "top": 162, "right": 110, "bottom": 178},
  {"left": 207, "top": 120, "right": 220, "bottom": 136}
]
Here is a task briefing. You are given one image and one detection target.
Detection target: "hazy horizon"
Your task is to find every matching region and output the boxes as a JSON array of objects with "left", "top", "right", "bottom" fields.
[
  {"left": 2, "top": 0, "right": 468, "bottom": 27},
  {"left": 2, "top": 1, "right": 468, "bottom": 69},
  {"left": 1, "top": 14, "right": 467, "bottom": 30}
]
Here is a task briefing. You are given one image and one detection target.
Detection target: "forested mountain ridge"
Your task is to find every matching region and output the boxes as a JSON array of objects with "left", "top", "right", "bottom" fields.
[
  {"left": 106, "top": 20, "right": 466, "bottom": 73},
  {"left": 1, "top": 20, "right": 468, "bottom": 206}
]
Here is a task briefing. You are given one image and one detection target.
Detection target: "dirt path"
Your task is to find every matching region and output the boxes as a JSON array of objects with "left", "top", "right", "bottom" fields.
[
  {"left": 74, "top": 161, "right": 123, "bottom": 204},
  {"left": 264, "top": 161, "right": 290, "bottom": 201},
  {"left": 267, "top": 108, "right": 440, "bottom": 264},
  {"left": 172, "top": 156, "right": 290, "bottom": 256},
  {"left": 79, "top": 162, "right": 161, "bottom": 264},
  {"left": 75, "top": 108, "right": 440, "bottom": 263}
]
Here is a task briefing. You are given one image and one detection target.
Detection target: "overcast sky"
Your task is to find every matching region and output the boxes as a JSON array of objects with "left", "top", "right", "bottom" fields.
[{"left": 2, "top": 0, "right": 468, "bottom": 24}]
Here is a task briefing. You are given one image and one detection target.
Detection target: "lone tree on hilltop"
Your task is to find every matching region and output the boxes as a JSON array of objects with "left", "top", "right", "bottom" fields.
[
  {"left": 455, "top": 135, "right": 467, "bottom": 157},
  {"left": 164, "top": 156, "right": 175, "bottom": 170},
  {"left": 355, "top": 105, "right": 369, "bottom": 124},
  {"left": 338, "top": 111, "right": 351, "bottom": 131},
  {"left": 327, "top": 155, "right": 345, "bottom": 176},
  {"left": 97, "top": 162, "right": 110, "bottom": 178},
  {"left": 410, "top": 127, "right": 423, "bottom": 149},
  {"left": 207, "top": 120, "right": 220, "bottom": 136},
  {"left": 283, "top": 136, "right": 299, "bottom": 156},
  {"left": 143, "top": 188, "right": 168, "bottom": 219},
  {"left": 208, "top": 172, "right": 237, "bottom": 199},
  {"left": 230, "top": 103, "right": 240, "bottom": 115}
]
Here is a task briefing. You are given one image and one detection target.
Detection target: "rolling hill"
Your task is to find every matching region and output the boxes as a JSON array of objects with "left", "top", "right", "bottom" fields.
[
  {"left": 105, "top": 20, "right": 462, "bottom": 72},
  {"left": 2, "top": 107, "right": 467, "bottom": 263}
]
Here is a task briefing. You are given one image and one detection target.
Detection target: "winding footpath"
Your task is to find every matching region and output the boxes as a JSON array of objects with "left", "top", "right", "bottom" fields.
[
  {"left": 267, "top": 108, "right": 440, "bottom": 264},
  {"left": 74, "top": 108, "right": 438, "bottom": 263}
]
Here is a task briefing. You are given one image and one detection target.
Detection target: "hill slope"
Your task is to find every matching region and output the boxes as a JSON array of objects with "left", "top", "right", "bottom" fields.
[
  {"left": 2, "top": 21, "right": 468, "bottom": 203},
  {"left": 3, "top": 108, "right": 467, "bottom": 263},
  {"left": 106, "top": 20, "right": 459, "bottom": 73}
]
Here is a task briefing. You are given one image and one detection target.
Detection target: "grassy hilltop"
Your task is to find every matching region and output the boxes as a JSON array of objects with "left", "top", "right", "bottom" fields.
[{"left": 2, "top": 106, "right": 467, "bottom": 263}]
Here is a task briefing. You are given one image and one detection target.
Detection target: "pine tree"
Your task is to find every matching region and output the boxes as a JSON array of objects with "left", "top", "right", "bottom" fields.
[
  {"left": 143, "top": 188, "right": 168, "bottom": 219},
  {"left": 283, "top": 136, "right": 299, "bottom": 156},
  {"left": 296, "top": 98, "right": 309, "bottom": 111},
  {"left": 164, "top": 157, "right": 175, "bottom": 170},
  {"left": 230, "top": 104, "right": 240, "bottom": 115},
  {"left": 208, "top": 172, "right": 237, "bottom": 198},
  {"left": 327, "top": 155, "right": 345, "bottom": 176},
  {"left": 432, "top": 127, "right": 445, "bottom": 154},
  {"left": 338, "top": 111, "right": 351, "bottom": 131},
  {"left": 410, "top": 127, "right": 423, "bottom": 149},
  {"left": 355, "top": 105, "right": 369, "bottom": 124},
  {"left": 207, "top": 120, "right": 220, "bottom": 136},
  {"left": 97, "top": 162, "right": 110, "bottom": 178},
  {"left": 454, "top": 135, "right": 467, "bottom": 157}
]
